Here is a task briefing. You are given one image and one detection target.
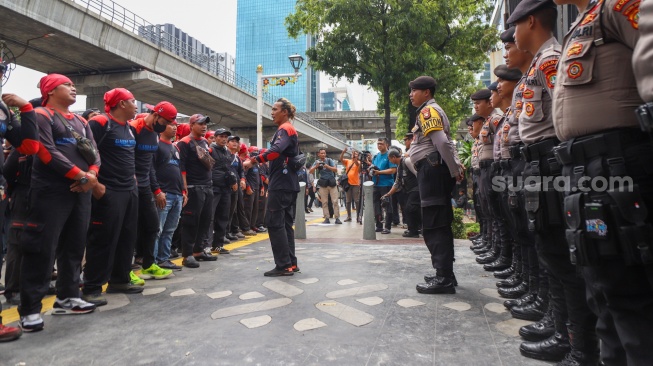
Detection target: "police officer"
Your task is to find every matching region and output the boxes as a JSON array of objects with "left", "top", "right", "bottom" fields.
[
  {"left": 209, "top": 128, "right": 236, "bottom": 254},
  {"left": 408, "top": 76, "right": 464, "bottom": 294},
  {"left": 468, "top": 114, "right": 486, "bottom": 252},
  {"left": 554, "top": 0, "right": 651, "bottom": 365},
  {"left": 507, "top": 1, "right": 598, "bottom": 363}
]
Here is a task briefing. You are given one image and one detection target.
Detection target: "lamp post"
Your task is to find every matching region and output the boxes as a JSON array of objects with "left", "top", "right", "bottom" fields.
[{"left": 256, "top": 54, "right": 304, "bottom": 148}]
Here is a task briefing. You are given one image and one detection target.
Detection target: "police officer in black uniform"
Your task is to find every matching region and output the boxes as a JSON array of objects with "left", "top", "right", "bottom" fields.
[{"left": 408, "top": 76, "right": 464, "bottom": 294}]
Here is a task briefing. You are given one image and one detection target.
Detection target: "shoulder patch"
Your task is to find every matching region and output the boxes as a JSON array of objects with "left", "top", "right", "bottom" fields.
[
  {"left": 419, "top": 106, "right": 443, "bottom": 137},
  {"left": 613, "top": 0, "right": 631, "bottom": 12},
  {"left": 539, "top": 59, "right": 559, "bottom": 89},
  {"left": 623, "top": 0, "right": 640, "bottom": 29}
]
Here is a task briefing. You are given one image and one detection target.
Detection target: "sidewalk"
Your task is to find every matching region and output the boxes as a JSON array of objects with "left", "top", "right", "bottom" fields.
[{"left": 0, "top": 209, "right": 550, "bottom": 365}]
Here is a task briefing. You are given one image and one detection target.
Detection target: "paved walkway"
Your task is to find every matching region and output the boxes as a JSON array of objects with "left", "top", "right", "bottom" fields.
[{"left": 0, "top": 210, "right": 551, "bottom": 365}]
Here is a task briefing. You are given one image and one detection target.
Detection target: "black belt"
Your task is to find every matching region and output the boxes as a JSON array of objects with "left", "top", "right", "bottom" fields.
[
  {"left": 522, "top": 138, "right": 559, "bottom": 162},
  {"left": 479, "top": 160, "right": 493, "bottom": 169},
  {"left": 555, "top": 128, "right": 645, "bottom": 166},
  {"left": 508, "top": 143, "right": 524, "bottom": 160},
  {"left": 187, "top": 185, "right": 211, "bottom": 189}
]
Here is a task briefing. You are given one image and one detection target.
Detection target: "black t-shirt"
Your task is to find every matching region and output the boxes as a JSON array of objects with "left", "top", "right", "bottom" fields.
[
  {"left": 255, "top": 122, "right": 299, "bottom": 192},
  {"left": 130, "top": 118, "right": 159, "bottom": 191},
  {"left": 89, "top": 114, "right": 137, "bottom": 191},
  {"left": 210, "top": 144, "right": 233, "bottom": 190},
  {"left": 177, "top": 136, "right": 212, "bottom": 186},
  {"left": 245, "top": 164, "right": 261, "bottom": 192},
  {"left": 154, "top": 140, "right": 183, "bottom": 196}
]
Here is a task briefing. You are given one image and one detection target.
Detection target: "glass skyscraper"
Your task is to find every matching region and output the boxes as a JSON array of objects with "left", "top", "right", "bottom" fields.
[{"left": 236, "top": 0, "right": 319, "bottom": 112}]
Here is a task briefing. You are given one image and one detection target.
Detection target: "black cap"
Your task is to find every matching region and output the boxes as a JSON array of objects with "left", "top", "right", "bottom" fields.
[
  {"left": 82, "top": 108, "right": 100, "bottom": 120},
  {"left": 470, "top": 89, "right": 491, "bottom": 100},
  {"left": 214, "top": 128, "right": 231, "bottom": 136},
  {"left": 470, "top": 114, "right": 485, "bottom": 122},
  {"left": 189, "top": 114, "right": 211, "bottom": 124},
  {"left": 500, "top": 27, "right": 516, "bottom": 43},
  {"left": 494, "top": 64, "right": 523, "bottom": 81},
  {"left": 488, "top": 81, "right": 499, "bottom": 91},
  {"left": 409, "top": 76, "right": 437, "bottom": 90},
  {"left": 227, "top": 135, "right": 240, "bottom": 141},
  {"left": 506, "top": 0, "right": 557, "bottom": 24}
]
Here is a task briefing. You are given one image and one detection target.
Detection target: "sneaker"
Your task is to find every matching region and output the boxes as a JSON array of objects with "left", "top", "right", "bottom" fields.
[
  {"left": 139, "top": 263, "right": 173, "bottom": 280},
  {"left": 382, "top": 229, "right": 391, "bottom": 234},
  {"left": 344, "top": 217, "right": 352, "bottom": 222},
  {"left": 242, "top": 229, "right": 257, "bottom": 236},
  {"left": 226, "top": 233, "right": 238, "bottom": 241},
  {"left": 194, "top": 252, "right": 217, "bottom": 261},
  {"left": 375, "top": 227, "right": 383, "bottom": 232},
  {"left": 19, "top": 314, "right": 44, "bottom": 332},
  {"left": 402, "top": 232, "right": 419, "bottom": 238},
  {"left": 335, "top": 218, "right": 342, "bottom": 224},
  {"left": 106, "top": 283, "right": 144, "bottom": 294},
  {"left": 130, "top": 271, "right": 145, "bottom": 286},
  {"left": 0, "top": 324, "right": 22, "bottom": 342},
  {"left": 82, "top": 293, "right": 108, "bottom": 307},
  {"left": 322, "top": 218, "right": 330, "bottom": 224},
  {"left": 235, "top": 232, "right": 246, "bottom": 239},
  {"left": 182, "top": 256, "right": 200, "bottom": 268},
  {"left": 264, "top": 267, "right": 294, "bottom": 277},
  {"left": 212, "top": 247, "right": 230, "bottom": 255},
  {"left": 52, "top": 297, "right": 96, "bottom": 315},
  {"left": 256, "top": 226, "right": 267, "bottom": 233},
  {"left": 158, "top": 260, "right": 182, "bottom": 271},
  {"left": 290, "top": 265, "right": 300, "bottom": 273}
]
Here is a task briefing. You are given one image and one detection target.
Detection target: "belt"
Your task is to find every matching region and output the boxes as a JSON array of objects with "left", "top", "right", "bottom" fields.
[
  {"left": 479, "top": 160, "right": 493, "bottom": 169},
  {"left": 187, "top": 185, "right": 211, "bottom": 189},
  {"left": 508, "top": 143, "right": 524, "bottom": 160},
  {"left": 522, "top": 138, "right": 559, "bottom": 162},
  {"left": 555, "top": 128, "right": 645, "bottom": 166}
]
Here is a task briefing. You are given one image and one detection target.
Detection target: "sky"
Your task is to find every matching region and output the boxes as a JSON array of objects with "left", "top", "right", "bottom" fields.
[{"left": 3, "top": 0, "right": 378, "bottom": 111}]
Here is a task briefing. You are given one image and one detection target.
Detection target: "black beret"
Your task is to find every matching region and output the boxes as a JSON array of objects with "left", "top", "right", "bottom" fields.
[
  {"left": 464, "top": 117, "right": 473, "bottom": 127},
  {"left": 494, "top": 64, "right": 523, "bottom": 81},
  {"left": 470, "top": 89, "right": 491, "bottom": 100},
  {"left": 470, "top": 114, "right": 485, "bottom": 122},
  {"left": 488, "top": 81, "right": 499, "bottom": 91},
  {"left": 507, "top": 0, "right": 557, "bottom": 24},
  {"left": 500, "top": 26, "right": 516, "bottom": 43},
  {"left": 409, "top": 76, "right": 437, "bottom": 90}
]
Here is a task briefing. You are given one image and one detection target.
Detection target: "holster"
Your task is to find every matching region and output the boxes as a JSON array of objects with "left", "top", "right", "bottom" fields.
[
  {"left": 426, "top": 151, "right": 442, "bottom": 167},
  {"left": 523, "top": 181, "right": 564, "bottom": 233}
]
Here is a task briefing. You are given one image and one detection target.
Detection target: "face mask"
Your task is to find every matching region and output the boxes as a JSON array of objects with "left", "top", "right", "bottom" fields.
[{"left": 153, "top": 119, "right": 167, "bottom": 133}]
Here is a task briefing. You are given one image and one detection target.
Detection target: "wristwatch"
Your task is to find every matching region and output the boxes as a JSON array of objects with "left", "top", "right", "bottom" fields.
[{"left": 79, "top": 174, "right": 89, "bottom": 185}]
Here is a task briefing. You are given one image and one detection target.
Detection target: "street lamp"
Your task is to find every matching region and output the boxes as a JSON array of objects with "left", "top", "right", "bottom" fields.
[{"left": 256, "top": 54, "right": 304, "bottom": 148}]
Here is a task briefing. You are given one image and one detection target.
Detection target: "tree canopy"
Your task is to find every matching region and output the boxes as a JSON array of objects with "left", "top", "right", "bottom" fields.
[{"left": 286, "top": 0, "right": 497, "bottom": 140}]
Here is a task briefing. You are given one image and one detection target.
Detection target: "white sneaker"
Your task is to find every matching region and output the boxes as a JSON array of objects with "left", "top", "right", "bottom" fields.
[
  {"left": 52, "top": 297, "right": 96, "bottom": 315},
  {"left": 20, "top": 313, "right": 44, "bottom": 332}
]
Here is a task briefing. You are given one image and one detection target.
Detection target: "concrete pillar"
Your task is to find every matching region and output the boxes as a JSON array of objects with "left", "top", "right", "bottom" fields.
[
  {"left": 363, "top": 181, "right": 376, "bottom": 240},
  {"left": 295, "top": 182, "right": 307, "bottom": 239}
]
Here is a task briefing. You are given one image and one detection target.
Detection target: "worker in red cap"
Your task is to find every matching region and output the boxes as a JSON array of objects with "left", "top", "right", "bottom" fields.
[
  {"left": 175, "top": 123, "right": 191, "bottom": 141},
  {"left": 130, "top": 102, "right": 177, "bottom": 281},
  {"left": 83, "top": 87, "right": 143, "bottom": 306},
  {"left": 204, "top": 130, "right": 215, "bottom": 145},
  {"left": 13, "top": 73, "right": 90, "bottom": 334},
  {"left": 176, "top": 114, "right": 218, "bottom": 267}
]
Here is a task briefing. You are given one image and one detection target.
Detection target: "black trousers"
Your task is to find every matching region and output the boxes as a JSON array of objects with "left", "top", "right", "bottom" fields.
[
  {"left": 404, "top": 190, "right": 421, "bottom": 234},
  {"left": 180, "top": 186, "right": 213, "bottom": 257},
  {"left": 266, "top": 190, "right": 297, "bottom": 269},
  {"left": 257, "top": 189, "right": 267, "bottom": 227},
  {"left": 211, "top": 188, "right": 232, "bottom": 248},
  {"left": 84, "top": 187, "right": 139, "bottom": 295},
  {"left": 19, "top": 187, "right": 91, "bottom": 315},
  {"left": 391, "top": 190, "right": 400, "bottom": 225},
  {"left": 243, "top": 189, "right": 259, "bottom": 231},
  {"left": 305, "top": 187, "right": 316, "bottom": 209},
  {"left": 4, "top": 185, "right": 29, "bottom": 300},
  {"left": 135, "top": 188, "right": 160, "bottom": 269},
  {"left": 229, "top": 187, "right": 250, "bottom": 233},
  {"left": 373, "top": 186, "right": 392, "bottom": 230}
]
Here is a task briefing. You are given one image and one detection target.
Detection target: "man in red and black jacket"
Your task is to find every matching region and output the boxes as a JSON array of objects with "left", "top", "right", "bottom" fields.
[
  {"left": 131, "top": 102, "right": 177, "bottom": 281},
  {"left": 208, "top": 128, "right": 236, "bottom": 254},
  {"left": 83, "top": 88, "right": 141, "bottom": 305},
  {"left": 244, "top": 98, "right": 299, "bottom": 277},
  {"left": 176, "top": 114, "right": 217, "bottom": 268},
  {"left": 18, "top": 74, "right": 98, "bottom": 332}
]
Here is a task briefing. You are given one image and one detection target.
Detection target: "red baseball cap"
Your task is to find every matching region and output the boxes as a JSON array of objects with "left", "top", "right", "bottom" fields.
[
  {"left": 189, "top": 114, "right": 211, "bottom": 124},
  {"left": 248, "top": 145, "right": 259, "bottom": 153},
  {"left": 204, "top": 130, "right": 215, "bottom": 139},
  {"left": 239, "top": 143, "right": 248, "bottom": 155},
  {"left": 145, "top": 101, "right": 177, "bottom": 122}
]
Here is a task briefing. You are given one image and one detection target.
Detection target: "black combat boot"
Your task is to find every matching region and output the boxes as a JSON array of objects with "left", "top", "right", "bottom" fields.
[
  {"left": 511, "top": 295, "right": 548, "bottom": 321},
  {"left": 496, "top": 272, "right": 522, "bottom": 288},
  {"left": 416, "top": 268, "right": 455, "bottom": 294},
  {"left": 484, "top": 255, "right": 512, "bottom": 271},
  {"left": 504, "top": 292, "right": 537, "bottom": 310},
  {"left": 498, "top": 281, "right": 528, "bottom": 299},
  {"left": 556, "top": 328, "right": 599, "bottom": 366},
  {"left": 520, "top": 332, "right": 571, "bottom": 362},
  {"left": 494, "top": 246, "right": 520, "bottom": 279},
  {"left": 519, "top": 303, "right": 555, "bottom": 341}
]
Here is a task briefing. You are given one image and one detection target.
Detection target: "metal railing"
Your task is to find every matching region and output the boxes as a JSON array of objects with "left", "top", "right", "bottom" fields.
[{"left": 69, "top": 0, "right": 346, "bottom": 142}]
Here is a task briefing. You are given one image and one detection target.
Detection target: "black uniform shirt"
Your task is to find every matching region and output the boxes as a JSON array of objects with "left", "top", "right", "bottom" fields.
[
  {"left": 154, "top": 139, "right": 183, "bottom": 196},
  {"left": 130, "top": 118, "right": 160, "bottom": 193},
  {"left": 89, "top": 114, "right": 137, "bottom": 191},
  {"left": 177, "top": 136, "right": 212, "bottom": 186}
]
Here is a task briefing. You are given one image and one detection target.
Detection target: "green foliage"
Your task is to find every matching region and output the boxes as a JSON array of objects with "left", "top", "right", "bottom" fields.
[
  {"left": 465, "top": 222, "right": 480, "bottom": 236},
  {"left": 457, "top": 139, "right": 474, "bottom": 170},
  {"left": 394, "top": 113, "right": 408, "bottom": 143},
  {"left": 287, "top": 0, "right": 498, "bottom": 140},
  {"left": 452, "top": 208, "right": 466, "bottom": 239}
]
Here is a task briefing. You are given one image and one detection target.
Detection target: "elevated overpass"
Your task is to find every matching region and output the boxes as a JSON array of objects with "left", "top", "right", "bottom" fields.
[{"left": 0, "top": 0, "right": 347, "bottom": 149}]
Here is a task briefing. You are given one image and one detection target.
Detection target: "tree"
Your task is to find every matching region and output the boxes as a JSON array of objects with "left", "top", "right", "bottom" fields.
[{"left": 287, "top": 0, "right": 497, "bottom": 141}]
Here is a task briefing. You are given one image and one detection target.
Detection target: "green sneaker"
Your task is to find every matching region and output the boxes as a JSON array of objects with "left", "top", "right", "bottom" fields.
[
  {"left": 138, "top": 264, "right": 173, "bottom": 280},
  {"left": 130, "top": 271, "right": 145, "bottom": 286}
]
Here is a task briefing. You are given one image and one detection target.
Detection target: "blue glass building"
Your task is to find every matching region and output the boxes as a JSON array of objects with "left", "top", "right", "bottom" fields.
[{"left": 236, "top": 0, "right": 319, "bottom": 112}]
